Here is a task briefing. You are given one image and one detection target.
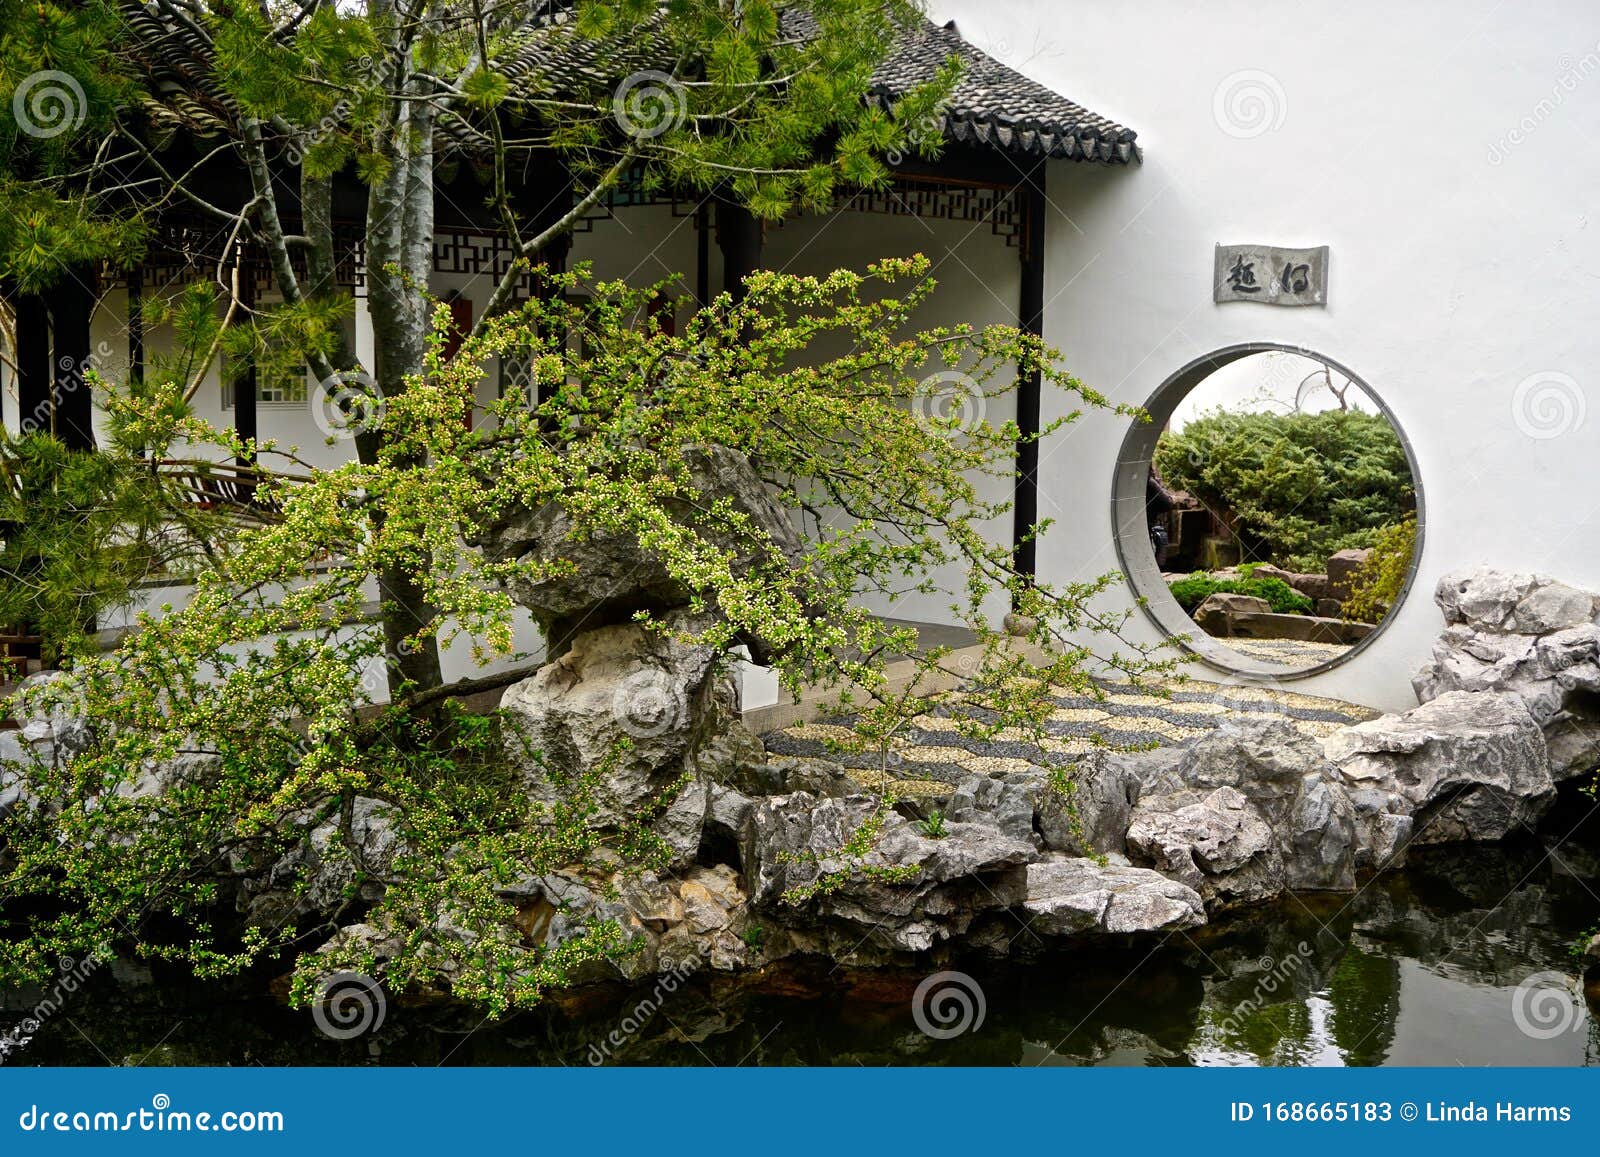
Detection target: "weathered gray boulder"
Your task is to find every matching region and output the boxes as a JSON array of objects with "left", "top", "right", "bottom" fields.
[
  {"left": 744, "top": 791, "right": 1032, "bottom": 953},
  {"left": 655, "top": 779, "right": 757, "bottom": 869},
  {"left": 1433, "top": 568, "right": 1599, "bottom": 634},
  {"left": 499, "top": 617, "right": 722, "bottom": 822},
  {"left": 1248, "top": 563, "right": 1331, "bottom": 602},
  {"left": 1022, "top": 856, "right": 1205, "bottom": 935},
  {"left": 472, "top": 444, "right": 807, "bottom": 661},
  {"left": 945, "top": 773, "right": 1037, "bottom": 845},
  {"left": 1324, "top": 690, "right": 1555, "bottom": 844},
  {"left": 7, "top": 671, "right": 91, "bottom": 769},
  {"left": 1127, "top": 785, "right": 1279, "bottom": 902},
  {"left": 1125, "top": 719, "right": 1359, "bottom": 905},
  {"left": 942, "top": 747, "right": 1154, "bottom": 858},
  {"left": 1413, "top": 568, "right": 1600, "bottom": 779},
  {"left": 240, "top": 796, "right": 400, "bottom": 927}
]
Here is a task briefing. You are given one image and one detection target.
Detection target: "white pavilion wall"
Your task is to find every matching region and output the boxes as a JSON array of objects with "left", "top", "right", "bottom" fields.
[{"left": 933, "top": 0, "right": 1600, "bottom": 710}]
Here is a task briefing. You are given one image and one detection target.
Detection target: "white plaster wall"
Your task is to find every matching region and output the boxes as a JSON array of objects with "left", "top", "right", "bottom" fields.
[
  {"left": 761, "top": 206, "right": 1022, "bottom": 628},
  {"left": 934, "top": 0, "right": 1600, "bottom": 710}
]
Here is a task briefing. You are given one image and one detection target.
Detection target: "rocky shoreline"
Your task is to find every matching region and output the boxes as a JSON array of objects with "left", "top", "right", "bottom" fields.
[
  {"left": 313, "top": 567, "right": 1600, "bottom": 989},
  {"left": 5, "top": 566, "right": 1598, "bottom": 999}
]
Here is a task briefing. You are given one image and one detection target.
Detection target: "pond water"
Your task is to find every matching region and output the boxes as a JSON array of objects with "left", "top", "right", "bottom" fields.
[{"left": 6, "top": 833, "right": 1600, "bottom": 1067}]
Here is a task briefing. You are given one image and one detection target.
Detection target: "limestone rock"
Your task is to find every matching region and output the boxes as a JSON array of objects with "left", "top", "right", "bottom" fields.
[
  {"left": 1433, "top": 566, "right": 1568, "bottom": 633},
  {"left": 1324, "top": 691, "right": 1555, "bottom": 844},
  {"left": 744, "top": 792, "right": 1032, "bottom": 953},
  {"left": 241, "top": 796, "right": 401, "bottom": 927},
  {"left": 499, "top": 616, "right": 721, "bottom": 822},
  {"left": 8, "top": 671, "right": 91, "bottom": 769},
  {"left": 1413, "top": 570, "right": 1600, "bottom": 780},
  {"left": 1248, "top": 563, "right": 1331, "bottom": 601},
  {"left": 1194, "top": 593, "right": 1272, "bottom": 635},
  {"left": 1022, "top": 856, "right": 1205, "bottom": 935},
  {"left": 654, "top": 779, "right": 756, "bottom": 869},
  {"left": 473, "top": 444, "right": 807, "bottom": 661},
  {"left": 1125, "top": 719, "right": 1358, "bottom": 905}
]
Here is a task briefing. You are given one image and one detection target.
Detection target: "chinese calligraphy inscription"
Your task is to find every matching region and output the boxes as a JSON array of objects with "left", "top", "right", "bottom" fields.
[{"left": 1214, "top": 244, "right": 1328, "bottom": 306}]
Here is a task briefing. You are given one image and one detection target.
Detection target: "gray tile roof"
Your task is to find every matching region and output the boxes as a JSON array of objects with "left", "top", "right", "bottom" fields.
[
  {"left": 499, "top": 9, "right": 1141, "bottom": 164},
  {"left": 120, "top": 2, "right": 1139, "bottom": 164},
  {"left": 863, "top": 17, "right": 1140, "bottom": 163}
]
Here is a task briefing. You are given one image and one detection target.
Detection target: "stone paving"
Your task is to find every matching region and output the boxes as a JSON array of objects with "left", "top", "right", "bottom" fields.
[
  {"left": 1212, "top": 636, "right": 1355, "bottom": 671},
  {"left": 763, "top": 674, "right": 1379, "bottom": 799}
]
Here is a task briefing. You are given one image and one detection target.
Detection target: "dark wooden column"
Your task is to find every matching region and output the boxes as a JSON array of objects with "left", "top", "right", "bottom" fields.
[
  {"left": 716, "top": 198, "right": 763, "bottom": 303},
  {"left": 1012, "top": 165, "right": 1047, "bottom": 589},
  {"left": 230, "top": 266, "right": 257, "bottom": 467},
  {"left": 12, "top": 290, "right": 51, "bottom": 436},
  {"left": 45, "top": 268, "right": 95, "bottom": 452},
  {"left": 695, "top": 201, "right": 711, "bottom": 307},
  {"left": 523, "top": 159, "right": 574, "bottom": 407}
]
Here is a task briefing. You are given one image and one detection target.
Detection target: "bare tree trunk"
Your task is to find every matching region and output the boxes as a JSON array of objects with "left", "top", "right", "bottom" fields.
[{"left": 360, "top": 50, "right": 444, "bottom": 697}]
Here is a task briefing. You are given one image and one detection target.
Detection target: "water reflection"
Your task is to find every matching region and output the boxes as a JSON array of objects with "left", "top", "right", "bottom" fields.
[{"left": 7, "top": 836, "right": 1600, "bottom": 1066}]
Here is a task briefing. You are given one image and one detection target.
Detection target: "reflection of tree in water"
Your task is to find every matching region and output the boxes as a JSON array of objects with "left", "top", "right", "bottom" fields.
[{"left": 1326, "top": 947, "right": 1402, "bottom": 1066}]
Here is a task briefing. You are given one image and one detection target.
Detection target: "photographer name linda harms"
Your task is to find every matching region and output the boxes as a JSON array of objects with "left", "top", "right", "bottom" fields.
[{"left": 1231, "top": 1102, "right": 1574, "bottom": 1123}]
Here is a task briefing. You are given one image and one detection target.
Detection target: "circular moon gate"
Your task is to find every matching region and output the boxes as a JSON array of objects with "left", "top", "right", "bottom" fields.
[{"left": 1109, "top": 343, "right": 1426, "bottom": 680}]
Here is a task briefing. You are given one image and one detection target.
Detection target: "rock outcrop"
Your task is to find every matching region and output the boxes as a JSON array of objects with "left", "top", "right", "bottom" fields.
[
  {"left": 498, "top": 614, "right": 727, "bottom": 824},
  {"left": 1323, "top": 690, "right": 1555, "bottom": 844},
  {"left": 1412, "top": 568, "right": 1600, "bottom": 780},
  {"left": 743, "top": 791, "right": 1033, "bottom": 954},
  {"left": 1021, "top": 856, "right": 1204, "bottom": 935},
  {"left": 471, "top": 444, "right": 807, "bottom": 661},
  {"left": 1125, "top": 719, "right": 1358, "bottom": 904}
]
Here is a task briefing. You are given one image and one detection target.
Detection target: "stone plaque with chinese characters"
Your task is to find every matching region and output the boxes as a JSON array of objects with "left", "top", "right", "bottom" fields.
[{"left": 1214, "top": 244, "right": 1328, "bottom": 306}]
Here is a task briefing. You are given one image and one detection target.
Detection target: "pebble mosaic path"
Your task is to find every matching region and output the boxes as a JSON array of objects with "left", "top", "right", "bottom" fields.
[
  {"left": 762, "top": 674, "right": 1380, "bottom": 799},
  {"left": 1216, "top": 637, "right": 1355, "bottom": 671}
]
